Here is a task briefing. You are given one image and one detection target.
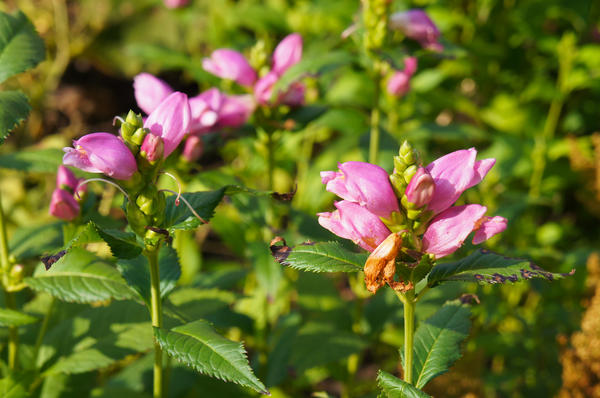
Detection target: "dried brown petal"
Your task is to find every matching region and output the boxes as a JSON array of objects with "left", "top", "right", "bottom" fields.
[{"left": 364, "top": 233, "right": 402, "bottom": 293}]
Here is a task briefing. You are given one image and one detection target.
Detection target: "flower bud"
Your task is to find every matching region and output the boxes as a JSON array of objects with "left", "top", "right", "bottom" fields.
[
  {"left": 144, "top": 92, "right": 191, "bottom": 157},
  {"left": 182, "top": 136, "right": 203, "bottom": 163},
  {"left": 56, "top": 165, "right": 79, "bottom": 191},
  {"left": 272, "top": 33, "right": 303, "bottom": 76},
  {"left": 9, "top": 264, "right": 24, "bottom": 283},
  {"left": 49, "top": 188, "right": 80, "bottom": 221},
  {"left": 136, "top": 186, "right": 160, "bottom": 216},
  {"left": 131, "top": 127, "right": 148, "bottom": 146},
  {"left": 403, "top": 165, "right": 418, "bottom": 184},
  {"left": 140, "top": 134, "right": 164, "bottom": 162},
  {"left": 125, "top": 110, "right": 144, "bottom": 127},
  {"left": 405, "top": 167, "right": 435, "bottom": 208},
  {"left": 120, "top": 122, "right": 136, "bottom": 141},
  {"left": 127, "top": 200, "right": 151, "bottom": 237},
  {"left": 389, "top": 9, "right": 443, "bottom": 51}
]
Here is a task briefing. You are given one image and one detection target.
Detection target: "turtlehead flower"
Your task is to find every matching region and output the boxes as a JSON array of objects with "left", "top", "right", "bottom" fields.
[
  {"left": 144, "top": 91, "right": 191, "bottom": 157},
  {"left": 424, "top": 148, "right": 496, "bottom": 215},
  {"left": 202, "top": 49, "right": 257, "bottom": 87},
  {"left": 318, "top": 200, "right": 391, "bottom": 252},
  {"left": 272, "top": 33, "right": 303, "bottom": 76},
  {"left": 389, "top": 9, "right": 443, "bottom": 51},
  {"left": 49, "top": 188, "right": 80, "bottom": 221},
  {"left": 140, "top": 134, "right": 164, "bottom": 162},
  {"left": 182, "top": 135, "right": 203, "bottom": 162},
  {"left": 387, "top": 57, "right": 418, "bottom": 96},
  {"left": 321, "top": 161, "right": 399, "bottom": 218},
  {"left": 133, "top": 73, "right": 174, "bottom": 115},
  {"left": 164, "top": 0, "right": 189, "bottom": 8},
  {"left": 50, "top": 166, "right": 86, "bottom": 221},
  {"left": 63, "top": 133, "right": 137, "bottom": 180},
  {"left": 404, "top": 166, "right": 434, "bottom": 208}
]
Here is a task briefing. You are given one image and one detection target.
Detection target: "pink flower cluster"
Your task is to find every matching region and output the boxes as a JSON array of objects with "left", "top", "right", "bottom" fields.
[
  {"left": 318, "top": 148, "right": 507, "bottom": 259},
  {"left": 203, "top": 33, "right": 305, "bottom": 106},
  {"left": 387, "top": 57, "right": 417, "bottom": 97},
  {"left": 49, "top": 166, "right": 86, "bottom": 221}
]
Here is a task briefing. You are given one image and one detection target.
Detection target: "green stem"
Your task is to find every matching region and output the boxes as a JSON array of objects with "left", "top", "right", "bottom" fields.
[
  {"left": 368, "top": 69, "right": 382, "bottom": 165},
  {"left": 529, "top": 98, "right": 563, "bottom": 199},
  {"left": 0, "top": 192, "right": 17, "bottom": 370},
  {"left": 33, "top": 297, "right": 55, "bottom": 368},
  {"left": 147, "top": 245, "right": 163, "bottom": 398},
  {"left": 266, "top": 130, "right": 275, "bottom": 191},
  {"left": 403, "top": 290, "right": 415, "bottom": 385}
]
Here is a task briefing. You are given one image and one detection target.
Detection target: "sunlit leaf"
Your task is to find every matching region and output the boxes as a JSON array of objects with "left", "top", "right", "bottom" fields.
[
  {"left": 377, "top": 370, "right": 431, "bottom": 398},
  {"left": 0, "top": 308, "right": 38, "bottom": 327},
  {"left": 0, "top": 91, "right": 29, "bottom": 143},
  {"left": 427, "top": 249, "right": 575, "bottom": 287},
  {"left": 0, "top": 148, "right": 63, "bottom": 172},
  {"left": 271, "top": 239, "right": 366, "bottom": 273},
  {"left": 0, "top": 10, "right": 45, "bottom": 83},
  {"left": 154, "top": 320, "right": 268, "bottom": 394},
  {"left": 163, "top": 188, "right": 226, "bottom": 232}
]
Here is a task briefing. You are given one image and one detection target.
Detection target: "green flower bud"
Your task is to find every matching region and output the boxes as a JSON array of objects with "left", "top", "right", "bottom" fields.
[
  {"left": 407, "top": 208, "right": 421, "bottom": 220},
  {"left": 120, "top": 122, "right": 136, "bottom": 141},
  {"left": 403, "top": 165, "right": 418, "bottom": 184},
  {"left": 393, "top": 155, "right": 408, "bottom": 173},
  {"left": 126, "top": 200, "right": 151, "bottom": 237},
  {"left": 10, "top": 264, "right": 24, "bottom": 283},
  {"left": 136, "top": 185, "right": 159, "bottom": 216},
  {"left": 389, "top": 174, "right": 406, "bottom": 197},
  {"left": 152, "top": 191, "right": 166, "bottom": 226},
  {"left": 131, "top": 128, "right": 148, "bottom": 146},
  {"left": 125, "top": 110, "right": 143, "bottom": 128}
]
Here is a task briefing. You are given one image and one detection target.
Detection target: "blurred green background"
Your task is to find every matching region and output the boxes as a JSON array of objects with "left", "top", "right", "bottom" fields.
[{"left": 1, "top": 0, "right": 599, "bottom": 396}]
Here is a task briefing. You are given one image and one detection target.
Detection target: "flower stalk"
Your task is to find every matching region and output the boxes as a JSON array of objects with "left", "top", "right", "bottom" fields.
[
  {"left": 0, "top": 192, "right": 18, "bottom": 370},
  {"left": 401, "top": 289, "right": 415, "bottom": 385},
  {"left": 146, "top": 244, "right": 163, "bottom": 398}
]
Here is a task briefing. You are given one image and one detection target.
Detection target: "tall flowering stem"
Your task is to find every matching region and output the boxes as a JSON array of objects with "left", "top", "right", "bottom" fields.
[
  {"left": 0, "top": 193, "right": 17, "bottom": 370},
  {"left": 146, "top": 244, "right": 163, "bottom": 398},
  {"left": 398, "top": 289, "right": 415, "bottom": 384},
  {"left": 362, "top": 0, "right": 391, "bottom": 164}
]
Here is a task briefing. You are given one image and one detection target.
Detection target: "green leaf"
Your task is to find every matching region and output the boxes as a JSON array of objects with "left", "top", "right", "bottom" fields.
[
  {"left": 406, "top": 300, "right": 471, "bottom": 389},
  {"left": 154, "top": 320, "right": 268, "bottom": 394},
  {"left": 377, "top": 370, "right": 431, "bottom": 398},
  {"left": 25, "top": 248, "right": 136, "bottom": 303},
  {"left": 9, "top": 221, "right": 63, "bottom": 261},
  {"left": 0, "top": 10, "right": 45, "bottom": 83},
  {"left": 0, "top": 148, "right": 63, "bottom": 172},
  {"left": 0, "top": 91, "right": 30, "bottom": 143},
  {"left": 116, "top": 246, "right": 181, "bottom": 305},
  {"left": 163, "top": 188, "right": 226, "bottom": 232},
  {"left": 0, "top": 372, "right": 34, "bottom": 398},
  {"left": 0, "top": 308, "right": 38, "bottom": 327},
  {"left": 66, "top": 222, "right": 142, "bottom": 259},
  {"left": 427, "top": 249, "right": 575, "bottom": 287},
  {"left": 271, "top": 240, "right": 366, "bottom": 273}
]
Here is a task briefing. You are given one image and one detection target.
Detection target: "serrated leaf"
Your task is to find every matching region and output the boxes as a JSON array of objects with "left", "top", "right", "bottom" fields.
[
  {"left": 0, "top": 308, "right": 38, "bottom": 327},
  {"left": 403, "top": 300, "right": 471, "bottom": 389},
  {"left": 25, "top": 248, "right": 136, "bottom": 303},
  {"left": 154, "top": 320, "right": 268, "bottom": 394},
  {"left": 0, "top": 91, "right": 30, "bottom": 143},
  {"left": 271, "top": 240, "right": 366, "bottom": 273},
  {"left": 377, "top": 370, "right": 431, "bottom": 398},
  {"left": 0, "top": 148, "right": 63, "bottom": 172},
  {"left": 163, "top": 188, "right": 226, "bottom": 232},
  {"left": 66, "top": 222, "right": 142, "bottom": 259},
  {"left": 0, "top": 10, "right": 45, "bottom": 83},
  {"left": 427, "top": 249, "right": 575, "bottom": 287},
  {"left": 116, "top": 246, "right": 181, "bottom": 305}
]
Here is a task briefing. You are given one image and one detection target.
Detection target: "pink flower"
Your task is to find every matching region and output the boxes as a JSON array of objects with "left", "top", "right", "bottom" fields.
[
  {"left": 133, "top": 73, "right": 173, "bottom": 115},
  {"left": 425, "top": 148, "right": 495, "bottom": 215},
  {"left": 318, "top": 200, "right": 391, "bottom": 252},
  {"left": 63, "top": 133, "right": 137, "bottom": 180},
  {"left": 189, "top": 89, "right": 222, "bottom": 134},
  {"left": 321, "top": 161, "right": 399, "bottom": 218},
  {"left": 387, "top": 57, "right": 418, "bottom": 96},
  {"left": 163, "top": 0, "right": 189, "bottom": 8},
  {"left": 202, "top": 49, "right": 257, "bottom": 87},
  {"left": 56, "top": 165, "right": 79, "bottom": 191},
  {"left": 389, "top": 9, "right": 443, "bottom": 51},
  {"left": 254, "top": 71, "right": 279, "bottom": 106},
  {"left": 217, "top": 94, "right": 255, "bottom": 128},
  {"left": 140, "top": 134, "right": 164, "bottom": 162},
  {"left": 144, "top": 92, "right": 191, "bottom": 157},
  {"left": 182, "top": 135, "right": 203, "bottom": 162},
  {"left": 405, "top": 167, "right": 434, "bottom": 208},
  {"left": 422, "top": 205, "right": 507, "bottom": 258},
  {"left": 272, "top": 33, "right": 303, "bottom": 76},
  {"left": 49, "top": 188, "right": 80, "bottom": 221}
]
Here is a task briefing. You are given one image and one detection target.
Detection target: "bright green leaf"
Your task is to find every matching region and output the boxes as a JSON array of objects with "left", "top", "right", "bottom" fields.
[
  {"left": 154, "top": 320, "right": 268, "bottom": 394},
  {"left": 0, "top": 10, "right": 45, "bottom": 83},
  {"left": 0, "top": 308, "right": 38, "bottom": 327},
  {"left": 377, "top": 370, "right": 431, "bottom": 398},
  {"left": 25, "top": 248, "right": 136, "bottom": 303},
  {"left": 9, "top": 221, "right": 63, "bottom": 261},
  {"left": 272, "top": 240, "right": 366, "bottom": 273},
  {"left": 0, "top": 148, "right": 63, "bottom": 172},
  {"left": 427, "top": 249, "right": 575, "bottom": 287},
  {"left": 0, "top": 91, "right": 29, "bottom": 143}
]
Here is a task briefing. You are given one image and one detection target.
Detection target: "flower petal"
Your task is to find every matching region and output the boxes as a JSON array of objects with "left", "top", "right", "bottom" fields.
[
  {"left": 422, "top": 204, "right": 487, "bottom": 258},
  {"left": 202, "top": 49, "right": 257, "bottom": 86},
  {"left": 473, "top": 216, "right": 507, "bottom": 245},
  {"left": 144, "top": 92, "right": 191, "bottom": 157},
  {"left": 272, "top": 33, "right": 303, "bottom": 76},
  {"left": 133, "top": 73, "right": 173, "bottom": 115}
]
